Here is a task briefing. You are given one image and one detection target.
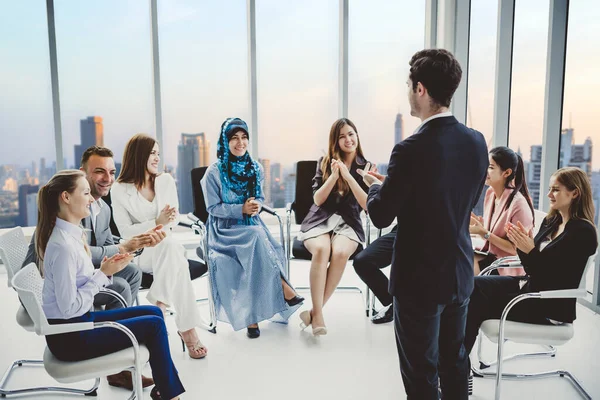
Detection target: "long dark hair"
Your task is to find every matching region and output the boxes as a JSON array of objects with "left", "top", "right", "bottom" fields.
[
  {"left": 489, "top": 146, "right": 534, "bottom": 220},
  {"left": 35, "top": 170, "right": 86, "bottom": 274},
  {"left": 320, "top": 118, "right": 365, "bottom": 196},
  {"left": 118, "top": 134, "right": 158, "bottom": 189}
]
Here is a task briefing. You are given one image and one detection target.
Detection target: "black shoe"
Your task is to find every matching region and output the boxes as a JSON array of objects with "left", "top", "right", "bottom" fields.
[
  {"left": 285, "top": 295, "right": 304, "bottom": 307},
  {"left": 468, "top": 372, "right": 473, "bottom": 395},
  {"left": 371, "top": 304, "right": 393, "bottom": 324},
  {"left": 246, "top": 326, "right": 260, "bottom": 339}
]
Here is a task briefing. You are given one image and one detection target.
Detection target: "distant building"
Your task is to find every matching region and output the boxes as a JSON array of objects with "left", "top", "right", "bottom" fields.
[
  {"left": 258, "top": 158, "right": 271, "bottom": 206},
  {"left": 74, "top": 116, "right": 104, "bottom": 168},
  {"left": 394, "top": 113, "right": 404, "bottom": 143},
  {"left": 2, "top": 178, "right": 18, "bottom": 192},
  {"left": 26, "top": 192, "right": 38, "bottom": 227},
  {"left": 18, "top": 184, "right": 38, "bottom": 226},
  {"left": 177, "top": 133, "right": 211, "bottom": 213}
]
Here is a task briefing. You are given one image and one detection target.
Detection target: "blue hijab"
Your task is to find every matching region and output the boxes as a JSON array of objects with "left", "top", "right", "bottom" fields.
[{"left": 217, "top": 118, "right": 262, "bottom": 215}]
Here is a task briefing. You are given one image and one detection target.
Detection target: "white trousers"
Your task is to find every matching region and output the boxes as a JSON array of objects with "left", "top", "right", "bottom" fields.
[{"left": 136, "top": 236, "right": 202, "bottom": 332}]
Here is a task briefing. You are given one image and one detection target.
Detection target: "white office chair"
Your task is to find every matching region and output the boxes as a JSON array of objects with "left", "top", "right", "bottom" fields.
[
  {"left": 0, "top": 227, "right": 28, "bottom": 288},
  {"left": 472, "top": 252, "right": 596, "bottom": 400},
  {"left": 10, "top": 263, "right": 149, "bottom": 399}
]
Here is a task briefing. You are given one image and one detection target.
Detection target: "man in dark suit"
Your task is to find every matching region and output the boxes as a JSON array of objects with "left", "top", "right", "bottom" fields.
[{"left": 359, "top": 49, "right": 488, "bottom": 399}]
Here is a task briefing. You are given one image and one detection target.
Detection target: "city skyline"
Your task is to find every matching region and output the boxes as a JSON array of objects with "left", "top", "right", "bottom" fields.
[{"left": 2, "top": 1, "right": 599, "bottom": 170}]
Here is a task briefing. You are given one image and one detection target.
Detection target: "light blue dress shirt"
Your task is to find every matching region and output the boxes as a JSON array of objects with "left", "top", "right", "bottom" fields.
[{"left": 42, "top": 218, "right": 112, "bottom": 320}]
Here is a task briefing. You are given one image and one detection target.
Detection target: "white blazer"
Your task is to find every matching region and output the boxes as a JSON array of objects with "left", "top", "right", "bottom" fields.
[{"left": 111, "top": 173, "right": 179, "bottom": 239}]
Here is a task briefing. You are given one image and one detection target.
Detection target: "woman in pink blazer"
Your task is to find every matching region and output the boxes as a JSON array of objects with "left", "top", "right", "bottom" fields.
[{"left": 470, "top": 147, "right": 535, "bottom": 275}]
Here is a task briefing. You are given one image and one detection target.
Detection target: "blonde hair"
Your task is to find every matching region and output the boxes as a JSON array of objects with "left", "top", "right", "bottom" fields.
[{"left": 547, "top": 167, "right": 595, "bottom": 226}]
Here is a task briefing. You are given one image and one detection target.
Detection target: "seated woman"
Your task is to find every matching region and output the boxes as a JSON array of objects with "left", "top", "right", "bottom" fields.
[
  {"left": 464, "top": 167, "right": 597, "bottom": 377},
  {"left": 470, "top": 146, "right": 534, "bottom": 275},
  {"left": 201, "top": 118, "right": 304, "bottom": 339},
  {"left": 111, "top": 134, "right": 207, "bottom": 359},
  {"left": 38, "top": 170, "right": 183, "bottom": 400},
  {"left": 298, "top": 118, "right": 373, "bottom": 336}
]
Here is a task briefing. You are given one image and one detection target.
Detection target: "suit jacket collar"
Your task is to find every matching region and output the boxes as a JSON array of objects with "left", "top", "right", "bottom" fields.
[
  {"left": 415, "top": 115, "right": 459, "bottom": 135},
  {"left": 485, "top": 187, "right": 514, "bottom": 232}
]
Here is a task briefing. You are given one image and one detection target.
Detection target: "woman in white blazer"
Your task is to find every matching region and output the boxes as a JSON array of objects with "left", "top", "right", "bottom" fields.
[{"left": 111, "top": 134, "right": 207, "bottom": 360}]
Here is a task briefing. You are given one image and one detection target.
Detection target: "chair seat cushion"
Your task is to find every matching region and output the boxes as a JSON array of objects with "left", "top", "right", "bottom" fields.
[
  {"left": 292, "top": 238, "right": 363, "bottom": 261},
  {"left": 16, "top": 305, "right": 34, "bottom": 332},
  {"left": 43, "top": 345, "right": 150, "bottom": 383},
  {"left": 480, "top": 319, "right": 574, "bottom": 346}
]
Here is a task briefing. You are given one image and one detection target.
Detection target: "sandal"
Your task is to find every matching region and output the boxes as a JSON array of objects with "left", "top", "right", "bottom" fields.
[{"left": 177, "top": 331, "right": 208, "bottom": 359}]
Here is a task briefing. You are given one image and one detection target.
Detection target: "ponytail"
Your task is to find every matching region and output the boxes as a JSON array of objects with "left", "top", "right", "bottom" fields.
[
  {"left": 508, "top": 154, "right": 535, "bottom": 222},
  {"left": 35, "top": 170, "right": 86, "bottom": 276}
]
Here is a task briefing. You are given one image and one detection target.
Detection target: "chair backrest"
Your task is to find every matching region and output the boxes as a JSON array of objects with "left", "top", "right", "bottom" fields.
[
  {"left": 579, "top": 251, "right": 597, "bottom": 290},
  {"left": 532, "top": 209, "right": 548, "bottom": 236},
  {"left": 0, "top": 227, "right": 29, "bottom": 287},
  {"left": 11, "top": 263, "right": 49, "bottom": 335},
  {"left": 293, "top": 160, "right": 318, "bottom": 224},
  {"left": 191, "top": 167, "right": 209, "bottom": 223}
]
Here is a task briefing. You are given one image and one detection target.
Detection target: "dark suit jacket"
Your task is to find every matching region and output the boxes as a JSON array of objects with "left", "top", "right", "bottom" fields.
[
  {"left": 23, "top": 198, "right": 120, "bottom": 269},
  {"left": 300, "top": 155, "right": 370, "bottom": 242},
  {"left": 518, "top": 217, "right": 597, "bottom": 322},
  {"left": 366, "top": 116, "right": 488, "bottom": 304}
]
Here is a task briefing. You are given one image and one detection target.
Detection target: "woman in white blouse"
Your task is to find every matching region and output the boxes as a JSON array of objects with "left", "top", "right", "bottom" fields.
[
  {"left": 111, "top": 134, "right": 207, "bottom": 359},
  {"left": 38, "top": 169, "right": 184, "bottom": 400}
]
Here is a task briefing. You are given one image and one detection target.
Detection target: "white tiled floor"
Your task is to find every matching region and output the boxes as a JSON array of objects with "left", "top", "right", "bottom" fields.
[{"left": 1, "top": 258, "right": 599, "bottom": 400}]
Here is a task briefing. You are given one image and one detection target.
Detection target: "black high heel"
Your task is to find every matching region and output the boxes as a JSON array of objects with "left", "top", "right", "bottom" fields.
[
  {"left": 285, "top": 295, "right": 304, "bottom": 307},
  {"left": 246, "top": 325, "right": 260, "bottom": 338}
]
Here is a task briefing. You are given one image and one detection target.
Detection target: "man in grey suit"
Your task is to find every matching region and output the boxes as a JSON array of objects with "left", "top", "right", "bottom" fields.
[{"left": 24, "top": 146, "right": 164, "bottom": 309}]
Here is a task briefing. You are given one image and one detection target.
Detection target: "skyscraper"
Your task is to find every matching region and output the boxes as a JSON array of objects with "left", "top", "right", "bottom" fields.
[
  {"left": 528, "top": 127, "right": 592, "bottom": 209},
  {"left": 74, "top": 116, "right": 104, "bottom": 168},
  {"left": 18, "top": 184, "right": 38, "bottom": 226},
  {"left": 394, "top": 113, "right": 404, "bottom": 143},
  {"left": 177, "top": 133, "right": 211, "bottom": 213},
  {"left": 258, "top": 158, "right": 272, "bottom": 206}
]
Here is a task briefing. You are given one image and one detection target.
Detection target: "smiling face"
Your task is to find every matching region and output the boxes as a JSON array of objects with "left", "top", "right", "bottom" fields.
[
  {"left": 547, "top": 175, "right": 578, "bottom": 213},
  {"left": 83, "top": 155, "right": 116, "bottom": 200},
  {"left": 60, "top": 176, "right": 93, "bottom": 221},
  {"left": 228, "top": 130, "right": 249, "bottom": 157},
  {"left": 146, "top": 142, "right": 160, "bottom": 175},
  {"left": 337, "top": 124, "right": 358, "bottom": 155}
]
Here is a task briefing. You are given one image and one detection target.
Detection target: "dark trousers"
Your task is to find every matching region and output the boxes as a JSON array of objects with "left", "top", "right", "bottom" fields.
[
  {"left": 464, "top": 275, "right": 551, "bottom": 355},
  {"left": 47, "top": 305, "right": 184, "bottom": 400},
  {"left": 353, "top": 225, "right": 397, "bottom": 307},
  {"left": 394, "top": 295, "right": 470, "bottom": 400}
]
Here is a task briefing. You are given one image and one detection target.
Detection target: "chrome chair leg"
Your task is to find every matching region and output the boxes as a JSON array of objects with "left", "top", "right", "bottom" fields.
[{"left": 0, "top": 359, "right": 100, "bottom": 397}]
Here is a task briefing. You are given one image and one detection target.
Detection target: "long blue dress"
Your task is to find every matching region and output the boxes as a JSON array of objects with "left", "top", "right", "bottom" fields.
[{"left": 200, "top": 162, "right": 301, "bottom": 331}]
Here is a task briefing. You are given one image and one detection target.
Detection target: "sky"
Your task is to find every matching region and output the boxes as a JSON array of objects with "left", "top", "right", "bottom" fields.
[{"left": 1, "top": 0, "right": 599, "bottom": 170}]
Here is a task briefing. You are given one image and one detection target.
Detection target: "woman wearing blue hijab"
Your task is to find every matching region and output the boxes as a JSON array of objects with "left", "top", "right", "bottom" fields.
[{"left": 200, "top": 118, "right": 303, "bottom": 338}]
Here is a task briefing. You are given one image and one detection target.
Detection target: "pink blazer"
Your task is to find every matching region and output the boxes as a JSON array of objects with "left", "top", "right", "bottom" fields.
[{"left": 481, "top": 187, "right": 534, "bottom": 276}]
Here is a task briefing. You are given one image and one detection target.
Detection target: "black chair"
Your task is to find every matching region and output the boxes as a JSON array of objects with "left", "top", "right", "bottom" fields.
[
  {"left": 188, "top": 166, "right": 286, "bottom": 334},
  {"left": 285, "top": 160, "right": 375, "bottom": 314}
]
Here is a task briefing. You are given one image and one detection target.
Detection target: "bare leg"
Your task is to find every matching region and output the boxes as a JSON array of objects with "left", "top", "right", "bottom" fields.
[
  {"left": 323, "top": 236, "right": 358, "bottom": 306},
  {"left": 303, "top": 234, "right": 332, "bottom": 329},
  {"left": 179, "top": 327, "right": 207, "bottom": 358}
]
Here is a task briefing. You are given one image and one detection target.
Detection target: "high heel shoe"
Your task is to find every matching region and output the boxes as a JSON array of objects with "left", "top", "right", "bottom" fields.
[
  {"left": 285, "top": 294, "right": 305, "bottom": 307},
  {"left": 177, "top": 331, "right": 207, "bottom": 359},
  {"left": 312, "top": 326, "right": 328, "bottom": 336},
  {"left": 299, "top": 310, "right": 312, "bottom": 330}
]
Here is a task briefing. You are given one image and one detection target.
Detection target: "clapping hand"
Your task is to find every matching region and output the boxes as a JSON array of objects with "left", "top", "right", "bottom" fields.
[
  {"left": 100, "top": 253, "right": 135, "bottom": 277},
  {"left": 330, "top": 159, "right": 340, "bottom": 180},
  {"left": 243, "top": 197, "right": 261, "bottom": 217},
  {"left": 332, "top": 159, "right": 351, "bottom": 180},
  {"left": 156, "top": 204, "right": 177, "bottom": 226},
  {"left": 505, "top": 221, "right": 535, "bottom": 254},
  {"left": 470, "top": 212, "right": 486, "bottom": 236},
  {"left": 119, "top": 225, "right": 167, "bottom": 253},
  {"left": 357, "top": 162, "right": 382, "bottom": 187}
]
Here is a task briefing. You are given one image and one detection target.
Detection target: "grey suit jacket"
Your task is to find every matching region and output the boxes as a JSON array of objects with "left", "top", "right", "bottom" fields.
[{"left": 23, "top": 198, "right": 120, "bottom": 269}]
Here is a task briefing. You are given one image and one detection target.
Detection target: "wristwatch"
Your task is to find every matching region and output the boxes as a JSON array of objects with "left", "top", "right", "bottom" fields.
[{"left": 483, "top": 231, "right": 491, "bottom": 240}]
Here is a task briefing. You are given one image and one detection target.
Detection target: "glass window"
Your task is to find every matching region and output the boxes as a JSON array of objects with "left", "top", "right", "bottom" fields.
[
  {"left": 467, "top": 0, "right": 499, "bottom": 147},
  {"left": 508, "top": 0, "right": 550, "bottom": 210},
  {"left": 348, "top": 0, "right": 426, "bottom": 168},
  {"left": 54, "top": 0, "right": 155, "bottom": 170},
  {"left": 256, "top": 0, "right": 339, "bottom": 206},
  {"left": 158, "top": 0, "right": 248, "bottom": 213},
  {"left": 563, "top": 0, "right": 600, "bottom": 295},
  {"left": 0, "top": 1, "right": 56, "bottom": 228}
]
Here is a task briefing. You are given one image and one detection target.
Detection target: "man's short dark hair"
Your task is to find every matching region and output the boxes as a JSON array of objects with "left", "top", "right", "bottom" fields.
[
  {"left": 80, "top": 146, "right": 114, "bottom": 168},
  {"left": 409, "top": 49, "right": 462, "bottom": 109}
]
